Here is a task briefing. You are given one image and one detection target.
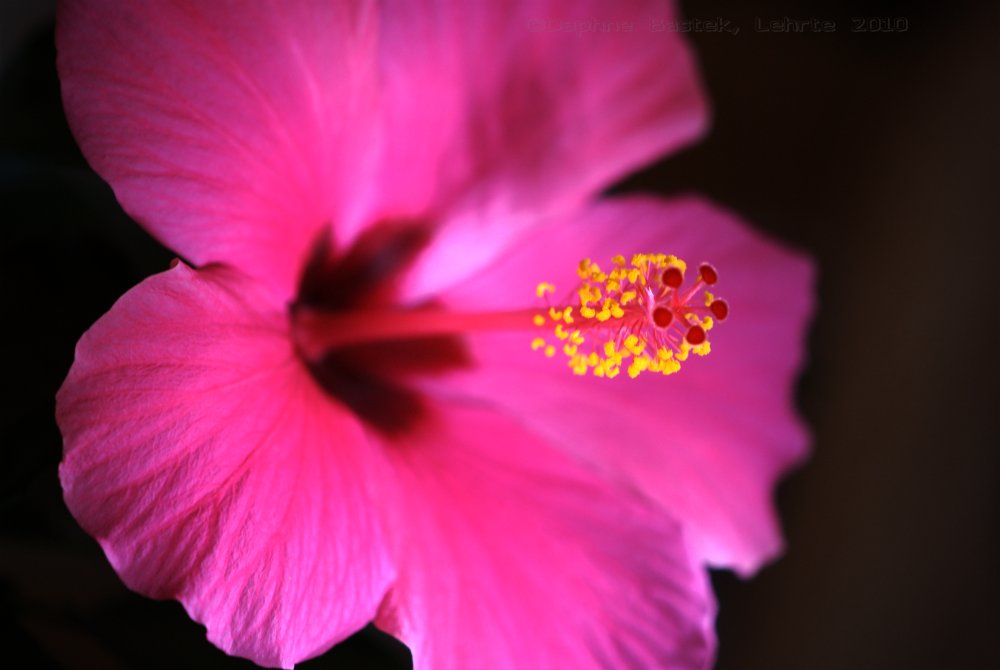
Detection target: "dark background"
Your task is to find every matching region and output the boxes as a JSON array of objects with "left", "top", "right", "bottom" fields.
[{"left": 2, "top": 1, "right": 996, "bottom": 668}]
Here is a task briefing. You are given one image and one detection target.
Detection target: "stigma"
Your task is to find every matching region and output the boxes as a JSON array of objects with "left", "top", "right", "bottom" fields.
[{"left": 532, "top": 254, "right": 729, "bottom": 379}]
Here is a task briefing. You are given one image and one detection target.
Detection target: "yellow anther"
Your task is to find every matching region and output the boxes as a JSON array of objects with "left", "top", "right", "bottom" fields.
[
  {"left": 536, "top": 282, "right": 555, "bottom": 298},
  {"left": 620, "top": 290, "right": 636, "bottom": 305},
  {"left": 531, "top": 338, "right": 546, "bottom": 351},
  {"left": 570, "top": 330, "right": 585, "bottom": 345},
  {"left": 657, "top": 347, "right": 673, "bottom": 360},
  {"left": 702, "top": 316, "right": 714, "bottom": 331},
  {"left": 603, "top": 341, "right": 617, "bottom": 357},
  {"left": 624, "top": 335, "right": 645, "bottom": 357},
  {"left": 627, "top": 356, "right": 651, "bottom": 379},
  {"left": 554, "top": 324, "right": 570, "bottom": 340},
  {"left": 704, "top": 291, "right": 715, "bottom": 306},
  {"left": 612, "top": 255, "right": 626, "bottom": 266},
  {"left": 596, "top": 306, "right": 612, "bottom": 322},
  {"left": 586, "top": 352, "right": 600, "bottom": 367},
  {"left": 610, "top": 301, "right": 625, "bottom": 319},
  {"left": 532, "top": 314, "right": 546, "bottom": 327},
  {"left": 580, "top": 306, "right": 596, "bottom": 318},
  {"left": 544, "top": 345, "right": 556, "bottom": 357},
  {"left": 562, "top": 306, "right": 574, "bottom": 324},
  {"left": 548, "top": 306, "right": 562, "bottom": 321},
  {"left": 660, "top": 359, "right": 681, "bottom": 375},
  {"left": 578, "top": 285, "right": 601, "bottom": 305},
  {"left": 627, "top": 268, "right": 641, "bottom": 283},
  {"left": 570, "top": 355, "right": 588, "bottom": 375},
  {"left": 563, "top": 343, "right": 578, "bottom": 356},
  {"left": 692, "top": 342, "right": 711, "bottom": 357},
  {"left": 606, "top": 279, "right": 621, "bottom": 292}
]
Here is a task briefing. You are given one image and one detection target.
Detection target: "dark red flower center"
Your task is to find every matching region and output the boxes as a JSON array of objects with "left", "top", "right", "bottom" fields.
[{"left": 293, "top": 223, "right": 471, "bottom": 436}]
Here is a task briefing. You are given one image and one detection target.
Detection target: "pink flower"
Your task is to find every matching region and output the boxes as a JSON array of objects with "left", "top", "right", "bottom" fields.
[{"left": 55, "top": 1, "right": 813, "bottom": 668}]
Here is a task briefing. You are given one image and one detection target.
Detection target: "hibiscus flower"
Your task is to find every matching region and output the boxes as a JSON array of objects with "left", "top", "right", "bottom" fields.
[{"left": 55, "top": 1, "right": 813, "bottom": 668}]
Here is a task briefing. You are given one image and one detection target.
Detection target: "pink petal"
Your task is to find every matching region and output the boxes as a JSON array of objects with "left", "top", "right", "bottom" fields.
[
  {"left": 375, "top": 402, "right": 715, "bottom": 669},
  {"left": 56, "top": 1, "right": 381, "bottom": 301},
  {"left": 56, "top": 263, "right": 395, "bottom": 668},
  {"left": 378, "top": 0, "right": 708, "bottom": 298},
  {"left": 433, "top": 196, "right": 815, "bottom": 575}
]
